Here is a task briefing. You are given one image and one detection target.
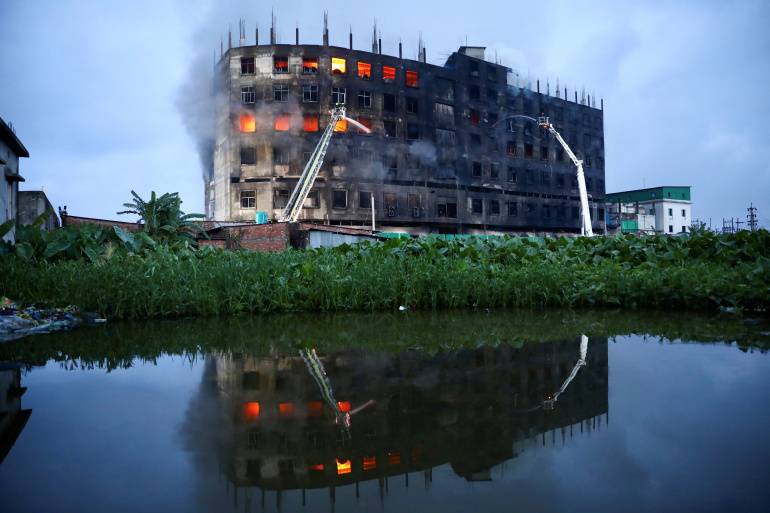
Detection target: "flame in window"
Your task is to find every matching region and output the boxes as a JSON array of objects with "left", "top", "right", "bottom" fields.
[
  {"left": 383, "top": 66, "right": 395, "bottom": 82},
  {"left": 331, "top": 57, "right": 346, "bottom": 75},
  {"left": 303, "top": 115, "right": 319, "bottom": 132},
  {"left": 388, "top": 452, "right": 401, "bottom": 465},
  {"left": 279, "top": 403, "right": 294, "bottom": 418},
  {"left": 275, "top": 114, "right": 290, "bottom": 131},
  {"left": 363, "top": 456, "right": 376, "bottom": 470},
  {"left": 244, "top": 402, "right": 260, "bottom": 420},
  {"left": 336, "top": 459, "right": 351, "bottom": 474},
  {"left": 358, "top": 62, "right": 371, "bottom": 79},
  {"left": 357, "top": 118, "right": 372, "bottom": 134},
  {"left": 309, "top": 463, "right": 324, "bottom": 471},
  {"left": 406, "top": 71, "right": 418, "bottom": 87},
  {"left": 307, "top": 401, "right": 323, "bottom": 417},
  {"left": 241, "top": 113, "right": 255, "bottom": 132}
]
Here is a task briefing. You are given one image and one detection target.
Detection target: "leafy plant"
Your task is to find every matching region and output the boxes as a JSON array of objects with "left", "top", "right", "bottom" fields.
[{"left": 117, "top": 190, "right": 208, "bottom": 245}]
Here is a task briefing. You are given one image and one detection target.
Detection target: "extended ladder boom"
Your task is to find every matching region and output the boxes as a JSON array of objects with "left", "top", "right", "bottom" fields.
[
  {"left": 279, "top": 106, "right": 346, "bottom": 223},
  {"left": 538, "top": 116, "right": 593, "bottom": 237}
]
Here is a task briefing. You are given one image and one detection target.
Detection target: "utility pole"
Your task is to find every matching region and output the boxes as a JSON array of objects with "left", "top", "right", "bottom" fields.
[
  {"left": 747, "top": 203, "right": 757, "bottom": 231},
  {"left": 736, "top": 219, "right": 743, "bottom": 231}
]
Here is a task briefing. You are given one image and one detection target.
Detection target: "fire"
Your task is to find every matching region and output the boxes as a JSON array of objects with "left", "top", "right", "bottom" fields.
[
  {"left": 303, "top": 115, "right": 319, "bottom": 132},
  {"left": 388, "top": 452, "right": 401, "bottom": 465},
  {"left": 406, "top": 71, "right": 418, "bottom": 87},
  {"left": 336, "top": 459, "right": 351, "bottom": 474},
  {"left": 363, "top": 456, "right": 376, "bottom": 470},
  {"left": 357, "top": 118, "right": 372, "bottom": 134},
  {"left": 244, "top": 402, "right": 260, "bottom": 420},
  {"left": 337, "top": 401, "right": 351, "bottom": 412},
  {"left": 279, "top": 402, "right": 294, "bottom": 418},
  {"left": 331, "top": 57, "right": 346, "bottom": 75},
  {"left": 358, "top": 62, "right": 371, "bottom": 79},
  {"left": 275, "top": 114, "right": 290, "bottom": 131},
  {"left": 303, "top": 57, "right": 318, "bottom": 73},
  {"left": 241, "top": 113, "right": 255, "bottom": 132},
  {"left": 334, "top": 119, "right": 347, "bottom": 132},
  {"left": 307, "top": 401, "right": 323, "bottom": 417},
  {"left": 383, "top": 66, "right": 395, "bottom": 82}
]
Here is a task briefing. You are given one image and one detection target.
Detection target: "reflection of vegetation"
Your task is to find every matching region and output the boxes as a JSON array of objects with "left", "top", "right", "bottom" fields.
[
  {"left": 2, "top": 310, "right": 768, "bottom": 371},
  {"left": 1, "top": 230, "right": 768, "bottom": 319}
]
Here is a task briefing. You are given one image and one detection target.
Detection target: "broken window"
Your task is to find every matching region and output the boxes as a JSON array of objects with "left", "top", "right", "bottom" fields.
[
  {"left": 356, "top": 117, "right": 372, "bottom": 134},
  {"left": 470, "top": 133, "right": 481, "bottom": 148},
  {"left": 542, "top": 170, "right": 550, "bottom": 185},
  {"left": 524, "top": 143, "right": 533, "bottom": 158},
  {"left": 437, "top": 197, "right": 458, "bottom": 218},
  {"left": 543, "top": 205, "right": 551, "bottom": 218},
  {"left": 241, "top": 57, "right": 255, "bottom": 74},
  {"left": 525, "top": 169, "right": 534, "bottom": 184},
  {"left": 241, "top": 190, "right": 256, "bottom": 209},
  {"left": 304, "top": 190, "right": 319, "bottom": 208},
  {"left": 406, "top": 123, "right": 420, "bottom": 140},
  {"left": 471, "top": 198, "right": 483, "bottom": 215},
  {"left": 240, "top": 112, "right": 256, "bottom": 132},
  {"left": 436, "top": 128, "right": 456, "bottom": 145},
  {"left": 525, "top": 203, "right": 535, "bottom": 216},
  {"left": 273, "top": 147, "right": 290, "bottom": 164},
  {"left": 383, "top": 66, "right": 396, "bottom": 82},
  {"left": 383, "top": 120, "right": 397, "bottom": 138},
  {"left": 584, "top": 155, "right": 592, "bottom": 167},
  {"left": 303, "top": 115, "right": 318, "bottom": 132},
  {"left": 490, "top": 199, "right": 500, "bottom": 215},
  {"left": 469, "top": 84, "right": 480, "bottom": 101},
  {"left": 332, "top": 87, "right": 346, "bottom": 104},
  {"left": 507, "top": 142, "right": 517, "bottom": 156},
  {"left": 508, "top": 201, "right": 518, "bottom": 217},
  {"left": 383, "top": 93, "right": 396, "bottom": 112},
  {"left": 407, "top": 153, "right": 420, "bottom": 171},
  {"left": 557, "top": 206, "right": 566, "bottom": 219},
  {"left": 332, "top": 190, "right": 347, "bottom": 209},
  {"left": 274, "top": 189, "right": 289, "bottom": 208},
  {"left": 302, "top": 85, "right": 318, "bottom": 102},
  {"left": 331, "top": 57, "right": 346, "bottom": 75},
  {"left": 469, "top": 61, "right": 479, "bottom": 77},
  {"left": 406, "top": 70, "right": 418, "bottom": 87},
  {"left": 435, "top": 103, "right": 454, "bottom": 126},
  {"left": 274, "top": 113, "right": 290, "bottom": 131},
  {"left": 523, "top": 100, "right": 532, "bottom": 115},
  {"left": 490, "top": 163, "right": 500, "bottom": 179},
  {"left": 384, "top": 193, "right": 398, "bottom": 216},
  {"left": 408, "top": 194, "right": 421, "bottom": 217},
  {"left": 358, "top": 90, "right": 372, "bottom": 108},
  {"left": 556, "top": 149, "right": 564, "bottom": 163},
  {"left": 488, "top": 112, "right": 498, "bottom": 127},
  {"left": 241, "top": 86, "right": 255, "bottom": 104},
  {"left": 406, "top": 97, "right": 419, "bottom": 114},
  {"left": 470, "top": 109, "right": 481, "bottom": 125},
  {"left": 541, "top": 147, "right": 549, "bottom": 160},
  {"left": 508, "top": 167, "right": 517, "bottom": 183},
  {"left": 436, "top": 78, "right": 455, "bottom": 100},
  {"left": 557, "top": 174, "right": 565, "bottom": 187},
  {"left": 358, "top": 62, "right": 371, "bottom": 79},
  {"left": 524, "top": 122, "right": 533, "bottom": 136},
  {"left": 303, "top": 57, "right": 318, "bottom": 74},
  {"left": 359, "top": 191, "right": 373, "bottom": 209},
  {"left": 506, "top": 118, "right": 517, "bottom": 132},
  {"left": 334, "top": 118, "right": 347, "bottom": 132},
  {"left": 382, "top": 155, "right": 398, "bottom": 172},
  {"left": 472, "top": 161, "right": 482, "bottom": 178},
  {"left": 274, "top": 56, "right": 288, "bottom": 73},
  {"left": 274, "top": 84, "right": 289, "bottom": 102},
  {"left": 240, "top": 146, "right": 256, "bottom": 165},
  {"left": 595, "top": 117, "right": 602, "bottom": 130}
]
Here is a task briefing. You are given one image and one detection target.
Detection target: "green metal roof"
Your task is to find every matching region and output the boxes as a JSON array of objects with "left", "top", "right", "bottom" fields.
[{"left": 606, "top": 186, "right": 690, "bottom": 203}]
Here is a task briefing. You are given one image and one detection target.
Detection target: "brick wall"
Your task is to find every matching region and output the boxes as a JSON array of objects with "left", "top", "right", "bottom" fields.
[{"left": 62, "top": 215, "right": 142, "bottom": 232}]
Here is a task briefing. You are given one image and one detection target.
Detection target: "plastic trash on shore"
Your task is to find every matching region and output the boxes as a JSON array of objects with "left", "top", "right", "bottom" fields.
[{"left": 0, "top": 298, "right": 97, "bottom": 342}]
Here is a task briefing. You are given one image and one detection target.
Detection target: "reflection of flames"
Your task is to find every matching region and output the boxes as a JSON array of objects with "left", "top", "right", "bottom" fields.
[
  {"left": 336, "top": 459, "right": 351, "bottom": 474},
  {"left": 241, "top": 113, "right": 255, "bottom": 132},
  {"left": 275, "top": 114, "right": 290, "bottom": 131},
  {"left": 362, "top": 456, "right": 376, "bottom": 470}
]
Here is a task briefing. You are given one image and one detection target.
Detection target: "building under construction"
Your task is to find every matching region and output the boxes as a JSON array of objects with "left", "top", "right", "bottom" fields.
[{"left": 208, "top": 20, "right": 607, "bottom": 236}]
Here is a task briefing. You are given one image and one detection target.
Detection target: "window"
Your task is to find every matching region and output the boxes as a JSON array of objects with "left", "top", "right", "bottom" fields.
[
  {"left": 437, "top": 197, "right": 457, "bottom": 218},
  {"left": 334, "top": 119, "right": 347, "bottom": 132},
  {"left": 524, "top": 144, "right": 533, "bottom": 158},
  {"left": 406, "top": 70, "right": 418, "bottom": 87},
  {"left": 681, "top": 209, "right": 686, "bottom": 217},
  {"left": 487, "top": 67, "right": 497, "bottom": 81},
  {"left": 406, "top": 123, "right": 420, "bottom": 140},
  {"left": 571, "top": 176, "right": 578, "bottom": 188},
  {"left": 332, "top": 87, "right": 346, "bottom": 104},
  {"left": 303, "top": 57, "right": 318, "bottom": 74},
  {"left": 358, "top": 90, "right": 372, "bottom": 108},
  {"left": 359, "top": 191, "right": 373, "bottom": 209},
  {"left": 332, "top": 190, "right": 347, "bottom": 209},
  {"left": 582, "top": 113, "right": 590, "bottom": 127},
  {"left": 241, "top": 190, "right": 256, "bottom": 209},
  {"left": 541, "top": 147, "right": 549, "bottom": 160},
  {"left": 331, "top": 58, "right": 346, "bottom": 75},
  {"left": 525, "top": 203, "right": 535, "bottom": 216},
  {"left": 241, "top": 112, "right": 256, "bottom": 132},
  {"left": 470, "top": 133, "right": 481, "bottom": 148},
  {"left": 358, "top": 62, "right": 371, "bottom": 79},
  {"left": 506, "top": 118, "right": 517, "bottom": 132},
  {"left": 490, "top": 163, "right": 500, "bottom": 179},
  {"left": 508, "top": 167, "right": 517, "bottom": 183},
  {"left": 273, "top": 147, "right": 290, "bottom": 164},
  {"left": 241, "top": 57, "right": 255, "bottom": 74},
  {"left": 542, "top": 170, "right": 550, "bottom": 185},
  {"left": 585, "top": 177, "right": 593, "bottom": 191},
  {"left": 383, "top": 66, "right": 395, "bottom": 82},
  {"left": 469, "top": 84, "right": 480, "bottom": 101},
  {"left": 435, "top": 103, "right": 454, "bottom": 126},
  {"left": 487, "top": 89, "right": 498, "bottom": 104},
  {"left": 668, "top": 208, "right": 673, "bottom": 216},
  {"left": 357, "top": 117, "right": 372, "bottom": 134},
  {"left": 383, "top": 120, "right": 396, "bottom": 138},
  {"left": 383, "top": 155, "right": 398, "bottom": 172},
  {"left": 274, "top": 84, "right": 289, "bottom": 102},
  {"left": 384, "top": 193, "right": 398, "bottom": 216},
  {"left": 469, "top": 61, "right": 479, "bottom": 77},
  {"left": 595, "top": 117, "right": 602, "bottom": 130},
  {"left": 669, "top": 225, "right": 674, "bottom": 233},
  {"left": 406, "top": 97, "right": 419, "bottom": 114},
  {"left": 598, "top": 179, "right": 605, "bottom": 193},
  {"left": 303, "top": 115, "right": 318, "bottom": 132},
  {"left": 507, "top": 142, "right": 517, "bottom": 156},
  {"left": 436, "top": 78, "right": 455, "bottom": 100},
  {"left": 358, "top": 148, "right": 373, "bottom": 163},
  {"left": 274, "top": 56, "right": 288, "bottom": 73},
  {"left": 597, "top": 158, "right": 604, "bottom": 171},
  {"left": 555, "top": 107, "right": 564, "bottom": 120},
  {"left": 525, "top": 169, "right": 534, "bottom": 184},
  {"left": 556, "top": 149, "right": 564, "bottom": 163},
  {"left": 240, "top": 146, "right": 255, "bottom": 165},
  {"left": 583, "top": 134, "right": 591, "bottom": 148},
  {"left": 524, "top": 122, "right": 533, "bottom": 136},
  {"left": 508, "top": 202, "right": 518, "bottom": 217},
  {"left": 302, "top": 85, "right": 318, "bottom": 102},
  {"left": 383, "top": 93, "right": 396, "bottom": 112},
  {"left": 304, "top": 190, "right": 319, "bottom": 208},
  {"left": 543, "top": 205, "right": 551, "bottom": 218},
  {"left": 523, "top": 100, "right": 532, "bottom": 115},
  {"left": 274, "top": 189, "right": 289, "bottom": 208},
  {"left": 470, "top": 109, "right": 481, "bottom": 125},
  {"left": 488, "top": 112, "right": 498, "bottom": 127},
  {"left": 408, "top": 194, "right": 421, "bottom": 217},
  {"left": 471, "top": 198, "right": 483, "bottom": 215},
  {"left": 557, "top": 174, "right": 565, "bottom": 187},
  {"left": 241, "top": 86, "right": 255, "bottom": 104},
  {"left": 572, "top": 206, "right": 579, "bottom": 219},
  {"left": 557, "top": 206, "right": 566, "bottom": 219},
  {"left": 471, "top": 161, "right": 482, "bottom": 178},
  {"left": 490, "top": 199, "right": 500, "bottom": 215},
  {"left": 682, "top": 226, "right": 687, "bottom": 233},
  {"left": 407, "top": 153, "right": 420, "bottom": 171},
  {"left": 274, "top": 113, "right": 290, "bottom": 131}
]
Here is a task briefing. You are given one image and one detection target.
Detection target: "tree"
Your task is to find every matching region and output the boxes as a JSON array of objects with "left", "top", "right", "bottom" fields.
[{"left": 117, "top": 191, "right": 208, "bottom": 244}]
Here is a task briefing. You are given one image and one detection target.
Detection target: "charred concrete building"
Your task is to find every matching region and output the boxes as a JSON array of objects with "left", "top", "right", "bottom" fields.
[{"left": 209, "top": 24, "right": 606, "bottom": 236}]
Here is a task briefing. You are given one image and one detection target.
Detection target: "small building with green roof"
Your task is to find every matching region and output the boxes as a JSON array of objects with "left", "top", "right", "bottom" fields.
[{"left": 605, "top": 186, "right": 691, "bottom": 235}]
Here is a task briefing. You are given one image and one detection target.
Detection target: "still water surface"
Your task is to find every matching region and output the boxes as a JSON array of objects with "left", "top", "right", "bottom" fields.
[{"left": 1, "top": 311, "right": 769, "bottom": 513}]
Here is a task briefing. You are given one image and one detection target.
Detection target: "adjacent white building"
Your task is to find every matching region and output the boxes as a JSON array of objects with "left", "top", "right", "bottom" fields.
[
  {"left": 0, "top": 117, "right": 29, "bottom": 243},
  {"left": 606, "top": 186, "right": 691, "bottom": 235}
]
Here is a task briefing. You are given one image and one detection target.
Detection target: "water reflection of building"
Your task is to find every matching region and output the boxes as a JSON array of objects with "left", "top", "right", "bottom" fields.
[
  {"left": 213, "top": 338, "right": 608, "bottom": 499},
  {"left": 0, "top": 364, "right": 32, "bottom": 465}
]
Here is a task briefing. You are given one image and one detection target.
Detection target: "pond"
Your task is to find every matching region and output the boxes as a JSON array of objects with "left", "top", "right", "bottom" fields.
[{"left": 1, "top": 310, "right": 769, "bottom": 513}]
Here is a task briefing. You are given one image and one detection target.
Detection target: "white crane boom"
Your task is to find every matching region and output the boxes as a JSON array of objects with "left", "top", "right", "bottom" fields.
[{"left": 538, "top": 117, "right": 593, "bottom": 237}]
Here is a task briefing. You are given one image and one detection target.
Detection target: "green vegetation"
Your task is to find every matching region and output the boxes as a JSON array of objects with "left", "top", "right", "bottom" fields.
[
  {"left": 116, "top": 190, "right": 207, "bottom": 245},
  {"left": 1, "top": 226, "right": 768, "bottom": 320}
]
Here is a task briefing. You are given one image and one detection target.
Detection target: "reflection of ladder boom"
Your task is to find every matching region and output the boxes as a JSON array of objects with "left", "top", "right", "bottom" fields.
[
  {"left": 542, "top": 334, "right": 588, "bottom": 409},
  {"left": 538, "top": 116, "right": 593, "bottom": 237},
  {"left": 279, "top": 106, "right": 346, "bottom": 223}
]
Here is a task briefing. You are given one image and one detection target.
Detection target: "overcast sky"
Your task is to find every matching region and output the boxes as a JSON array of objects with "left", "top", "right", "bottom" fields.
[{"left": 1, "top": 0, "right": 768, "bottom": 230}]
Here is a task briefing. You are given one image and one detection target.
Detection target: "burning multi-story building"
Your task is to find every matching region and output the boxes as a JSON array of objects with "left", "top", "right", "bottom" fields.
[{"left": 208, "top": 23, "right": 606, "bottom": 236}]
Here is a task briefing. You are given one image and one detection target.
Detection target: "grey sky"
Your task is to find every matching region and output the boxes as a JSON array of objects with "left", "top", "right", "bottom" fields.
[{"left": 1, "top": 0, "right": 768, "bottom": 229}]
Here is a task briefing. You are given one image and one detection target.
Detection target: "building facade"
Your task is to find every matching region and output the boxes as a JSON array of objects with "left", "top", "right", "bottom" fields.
[
  {"left": 0, "top": 117, "right": 29, "bottom": 243},
  {"left": 606, "top": 186, "right": 691, "bottom": 235},
  {"left": 210, "top": 37, "right": 606, "bottom": 236}
]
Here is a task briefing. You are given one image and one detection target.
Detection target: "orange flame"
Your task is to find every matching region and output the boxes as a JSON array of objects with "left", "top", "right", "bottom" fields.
[
  {"left": 336, "top": 459, "right": 351, "bottom": 474},
  {"left": 406, "top": 70, "right": 418, "bottom": 87},
  {"left": 241, "top": 113, "right": 255, "bottom": 132},
  {"left": 358, "top": 62, "right": 371, "bottom": 79},
  {"left": 307, "top": 401, "right": 323, "bottom": 418},
  {"left": 337, "top": 401, "right": 351, "bottom": 413},
  {"left": 383, "top": 66, "right": 395, "bottom": 81},
  {"left": 275, "top": 114, "right": 290, "bottom": 131},
  {"left": 363, "top": 456, "right": 376, "bottom": 470},
  {"left": 244, "top": 402, "right": 260, "bottom": 420},
  {"left": 303, "top": 115, "right": 319, "bottom": 132},
  {"left": 388, "top": 452, "right": 401, "bottom": 465},
  {"left": 279, "top": 403, "right": 294, "bottom": 418},
  {"left": 331, "top": 57, "right": 346, "bottom": 75}
]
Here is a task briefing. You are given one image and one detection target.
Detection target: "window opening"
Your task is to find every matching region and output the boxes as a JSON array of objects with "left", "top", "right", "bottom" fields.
[
  {"left": 303, "top": 115, "right": 318, "bottom": 132},
  {"left": 490, "top": 163, "right": 500, "bottom": 179},
  {"left": 508, "top": 201, "right": 518, "bottom": 217},
  {"left": 470, "top": 109, "right": 481, "bottom": 125},
  {"left": 359, "top": 191, "right": 373, "bottom": 209},
  {"left": 490, "top": 199, "right": 500, "bottom": 215},
  {"left": 507, "top": 142, "right": 516, "bottom": 156},
  {"left": 406, "top": 70, "right": 418, "bottom": 87},
  {"left": 241, "top": 57, "right": 255, "bottom": 74},
  {"left": 383, "top": 66, "right": 396, "bottom": 82},
  {"left": 406, "top": 97, "right": 419, "bottom": 114},
  {"left": 274, "top": 189, "right": 289, "bottom": 208},
  {"left": 302, "top": 85, "right": 318, "bottom": 103},
  {"left": 471, "top": 161, "right": 482, "bottom": 178},
  {"left": 406, "top": 123, "right": 420, "bottom": 140},
  {"left": 358, "top": 117, "right": 372, "bottom": 134},
  {"left": 332, "top": 87, "right": 346, "bottom": 104},
  {"left": 240, "top": 146, "right": 256, "bottom": 165},
  {"left": 304, "top": 190, "right": 319, "bottom": 208},
  {"left": 241, "top": 86, "right": 255, "bottom": 104},
  {"left": 303, "top": 57, "right": 318, "bottom": 74},
  {"left": 274, "top": 84, "right": 289, "bottom": 102},
  {"left": 383, "top": 93, "right": 396, "bottom": 112},
  {"left": 331, "top": 58, "right": 346, "bottom": 75},
  {"left": 274, "top": 56, "right": 288, "bottom": 73},
  {"left": 358, "top": 62, "right": 371, "bottom": 79},
  {"left": 358, "top": 90, "right": 372, "bottom": 108},
  {"left": 383, "top": 120, "right": 397, "bottom": 138},
  {"left": 241, "top": 190, "right": 256, "bottom": 209},
  {"left": 471, "top": 198, "right": 483, "bottom": 215},
  {"left": 332, "top": 190, "right": 348, "bottom": 208},
  {"left": 241, "top": 113, "right": 256, "bottom": 132},
  {"left": 275, "top": 113, "right": 290, "bottom": 131}
]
